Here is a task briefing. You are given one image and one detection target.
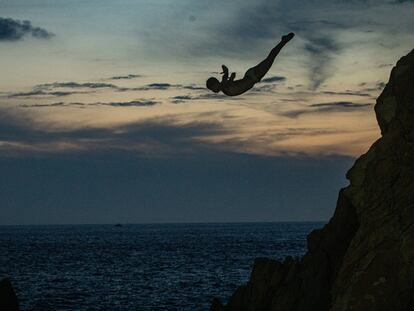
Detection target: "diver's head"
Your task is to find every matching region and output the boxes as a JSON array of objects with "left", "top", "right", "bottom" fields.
[{"left": 206, "top": 77, "right": 221, "bottom": 93}]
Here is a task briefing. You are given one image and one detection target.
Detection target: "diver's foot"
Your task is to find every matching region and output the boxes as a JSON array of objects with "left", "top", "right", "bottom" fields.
[{"left": 281, "top": 32, "right": 295, "bottom": 43}]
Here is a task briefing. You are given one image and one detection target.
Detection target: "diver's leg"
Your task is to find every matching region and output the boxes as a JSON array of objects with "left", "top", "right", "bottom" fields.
[{"left": 251, "top": 33, "right": 294, "bottom": 81}]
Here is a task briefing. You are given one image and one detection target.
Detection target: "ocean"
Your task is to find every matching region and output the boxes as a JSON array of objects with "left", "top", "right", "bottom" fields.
[{"left": 0, "top": 222, "right": 323, "bottom": 310}]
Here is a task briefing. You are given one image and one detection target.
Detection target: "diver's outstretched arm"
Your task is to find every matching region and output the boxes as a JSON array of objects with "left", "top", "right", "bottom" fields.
[
  {"left": 251, "top": 33, "right": 295, "bottom": 81},
  {"left": 221, "top": 65, "right": 229, "bottom": 83}
]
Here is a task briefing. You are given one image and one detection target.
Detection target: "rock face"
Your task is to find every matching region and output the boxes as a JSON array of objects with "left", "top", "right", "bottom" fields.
[
  {"left": 211, "top": 49, "right": 414, "bottom": 311},
  {"left": 0, "top": 278, "right": 19, "bottom": 311}
]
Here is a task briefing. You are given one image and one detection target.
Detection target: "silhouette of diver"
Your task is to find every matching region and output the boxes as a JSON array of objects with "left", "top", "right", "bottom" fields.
[{"left": 206, "top": 33, "right": 295, "bottom": 96}]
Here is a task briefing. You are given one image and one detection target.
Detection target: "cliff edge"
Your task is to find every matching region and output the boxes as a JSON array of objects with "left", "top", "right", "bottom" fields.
[
  {"left": 0, "top": 278, "right": 19, "bottom": 311},
  {"left": 211, "top": 49, "right": 414, "bottom": 311}
]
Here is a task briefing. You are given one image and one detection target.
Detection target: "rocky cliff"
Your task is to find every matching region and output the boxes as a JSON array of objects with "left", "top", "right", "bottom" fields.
[
  {"left": 211, "top": 49, "right": 414, "bottom": 311},
  {"left": 0, "top": 278, "right": 19, "bottom": 311}
]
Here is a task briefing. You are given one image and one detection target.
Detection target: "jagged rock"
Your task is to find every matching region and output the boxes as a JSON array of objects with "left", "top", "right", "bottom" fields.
[
  {"left": 0, "top": 278, "right": 19, "bottom": 311},
  {"left": 210, "top": 49, "right": 414, "bottom": 311},
  {"left": 210, "top": 297, "right": 224, "bottom": 311}
]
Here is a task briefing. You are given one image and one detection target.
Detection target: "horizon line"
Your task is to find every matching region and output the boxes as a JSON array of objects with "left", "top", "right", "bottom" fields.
[{"left": 0, "top": 220, "right": 327, "bottom": 226}]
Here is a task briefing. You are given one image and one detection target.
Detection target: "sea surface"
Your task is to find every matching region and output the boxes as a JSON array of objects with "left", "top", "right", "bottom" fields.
[{"left": 0, "top": 222, "right": 323, "bottom": 311}]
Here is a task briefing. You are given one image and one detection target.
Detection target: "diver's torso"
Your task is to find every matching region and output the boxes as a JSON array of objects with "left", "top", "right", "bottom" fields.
[{"left": 221, "top": 78, "right": 255, "bottom": 96}]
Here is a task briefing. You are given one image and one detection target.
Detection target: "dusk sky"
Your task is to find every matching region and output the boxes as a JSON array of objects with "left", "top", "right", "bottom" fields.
[{"left": 1, "top": 0, "right": 413, "bottom": 224}]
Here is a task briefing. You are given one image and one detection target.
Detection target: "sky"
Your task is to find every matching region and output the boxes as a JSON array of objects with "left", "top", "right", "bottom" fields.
[{"left": 0, "top": 0, "right": 413, "bottom": 225}]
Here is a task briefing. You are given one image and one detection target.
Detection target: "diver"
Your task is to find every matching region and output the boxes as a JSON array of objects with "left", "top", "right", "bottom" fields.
[{"left": 206, "top": 32, "right": 295, "bottom": 96}]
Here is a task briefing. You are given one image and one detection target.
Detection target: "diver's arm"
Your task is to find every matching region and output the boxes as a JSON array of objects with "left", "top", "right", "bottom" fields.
[
  {"left": 221, "top": 65, "right": 229, "bottom": 82},
  {"left": 229, "top": 72, "right": 236, "bottom": 81}
]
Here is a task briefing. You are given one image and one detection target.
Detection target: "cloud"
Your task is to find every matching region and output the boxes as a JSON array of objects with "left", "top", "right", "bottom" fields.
[
  {"left": 303, "top": 37, "right": 341, "bottom": 90},
  {"left": 20, "top": 102, "right": 84, "bottom": 108},
  {"left": 117, "top": 83, "right": 175, "bottom": 92},
  {"left": 170, "top": 92, "right": 241, "bottom": 103},
  {"left": 171, "top": 96, "right": 193, "bottom": 104},
  {"left": 377, "top": 82, "right": 386, "bottom": 89},
  {"left": 358, "top": 81, "right": 386, "bottom": 92},
  {"left": 141, "top": 83, "right": 172, "bottom": 90},
  {"left": 322, "top": 91, "right": 371, "bottom": 97},
  {"left": 139, "top": 0, "right": 412, "bottom": 91},
  {"left": 100, "top": 100, "right": 157, "bottom": 107},
  {"left": 310, "top": 102, "right": 371, "bottom": 109},
  {"left": 393, "top": 0, "right": 414, "bottom": 3},
  {"left": 0, "top": 108, "right": 229, "bottom": 155},
  {"left": 247, "top": 84, "right": 277, "bottom": 94},
  {"left": 109, "top": 74, "right": 141, "bottom": 80},
  {"left": 8, "top": 90, "right": 80, "bottom": 98},
  {"left": 7, "top": 81, "right": 120, "bottom": 98},
  {"left": 0, "top": 105, "right": 353, "bottom": 159},
  {"left": 36, "top": 82, "right": 118, "bottom": 90},
  {"left": 120, "top": 83, "right": 205, "bottom": 92},
  {"left": 218, "top": 126, "right": 347, "bottom": 152},
  {"left": 20, "top": 100, "right": 159, "bottom": 108},
  {"left": 283, "top": 101, "right": 372, "bottom": 118},
  {"left": 180, "top": 85, "right": 206, "bottom": 91},
  {"left": 0, "top": 17, "right": 53, "bottom": 41},
  {"left": 6, "top": 79, "right": 209, "bottom": 101},
  {"left": 378, "top": 63, "right": 393, "bottom": 68},
  {"left": 177, "top": 2, "right": 346, "bottom": 90},
  {"left": 0, "top": 148, "right": 354, "bottom": 224},
  {"left": 261, "top": 76, "right": 286, "bottom": 83}
]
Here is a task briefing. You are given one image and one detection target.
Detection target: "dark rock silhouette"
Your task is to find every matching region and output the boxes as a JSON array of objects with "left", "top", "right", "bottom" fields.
[
  {"left": 0, "top": 278, "right": 19, "bottom": 311},
  {"left": 210, "top": 49, "right": 414, "bottom": 311}
]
